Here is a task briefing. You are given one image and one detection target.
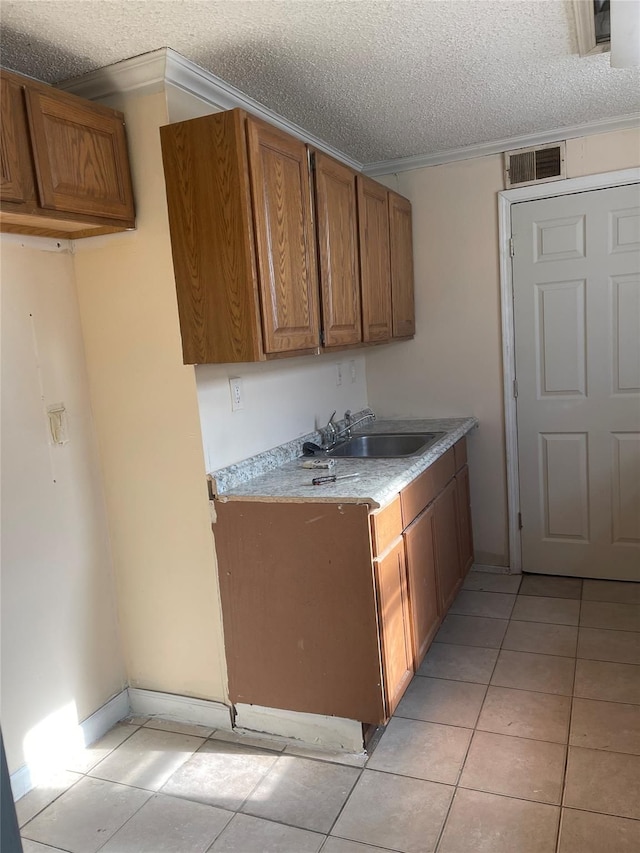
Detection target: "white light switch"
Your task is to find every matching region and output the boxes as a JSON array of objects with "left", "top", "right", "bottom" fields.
[{"left": 229, "top": 377, "right": 244, "bottom": 411}]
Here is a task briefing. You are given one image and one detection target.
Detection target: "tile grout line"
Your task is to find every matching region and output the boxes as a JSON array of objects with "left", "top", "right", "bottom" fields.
[
  {"left": 433, "top": 577, "right": 522, "bottom": 852},
  {"left": 554, "top": 588, "right": 582, "bottom": 853}
]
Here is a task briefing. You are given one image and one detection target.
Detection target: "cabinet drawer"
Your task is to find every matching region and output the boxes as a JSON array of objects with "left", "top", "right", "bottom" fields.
[
  {"left": 401, "top": 449, "right": 455, "bottom": 528},
  {"left": 454, "top": 437, "right": 467, "bottom": 472},
  {"left": 370, "top": 495, "right": 402, "bottom": 557}
]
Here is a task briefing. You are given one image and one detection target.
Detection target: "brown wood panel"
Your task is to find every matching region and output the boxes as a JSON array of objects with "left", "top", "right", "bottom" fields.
[
  {"left": 25, "top": 88, "right": 134, "bottom": 222},
  {"left": 374, "top": 536, "right": 414, "bottom": 717},
  {"left": 400, "top": 449, "right": 456, "bottom": 527},
  {"left": 404, "top": 503, "right": 440, "bottom": 669},
  {"left": 215, "top": 500, "right": 386, "bottom": 724},
  {"left": 246, "top": 116, "right": 320, "bottom": 354},
  {"left": 313, "top": 150, "right": 362, "bottom": 347},
  {"left": 370, "top": 495, "right": 402, "bottom": 557},
  {"left": 357, "top": 175, "right": 392, "bottom": 342},
  {"left": 160, "top": 110, "right": 264, "bottom": 364},
  {"left": 456, "top": 464, "right": 474, "bottom": 578},
  {"left": 454, "top": 437, "right": 468, "bottom": 472},
  {"left": 433, "top": 480, "right": 462, "bottom": 613},
  {"left": 0, "top": 74, "right": 33, "bottom": 205},
  {"left": 388, "top": 190, "right": 415, "bottom": 338}
]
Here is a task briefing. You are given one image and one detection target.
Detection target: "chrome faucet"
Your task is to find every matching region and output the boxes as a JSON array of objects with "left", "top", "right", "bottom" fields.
[
  {"left": 321, "top": 411, "right": 339, "bottom": 448},
  {"left": 321, "top": 408, "right": 376, "bottom": 448}
]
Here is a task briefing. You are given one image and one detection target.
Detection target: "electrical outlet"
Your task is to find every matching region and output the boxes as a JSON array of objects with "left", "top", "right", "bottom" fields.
[
  {"left": 229, "top": 377, "right": 244, "bottom": 411},
  {"left": 349, "top": 360, "right": 357, "bottom": 383},
  {"left": 336, "top": 362, "right": 343, "bottom": 386}
]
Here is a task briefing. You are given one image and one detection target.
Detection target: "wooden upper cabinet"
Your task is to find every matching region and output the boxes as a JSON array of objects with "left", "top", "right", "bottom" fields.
[
  {"left": 0, "top": 69, "right": 135, "bottom": 238},
  {"left": 357, "top": 175, "right": 392, "bottom": 342},
  {"left": 312, "top": 151, "right": 362, "bottom": 348},
  {"left": 160, "top": 109, "right": 320, "bottom": 364},
  {"left": 1, "top": 74, "right": 33, "bottom": 204},
  {"left": 246, "top": 117, "right": 320, "bottom": 354},
  {"left": 389, "top": 190, "right": 415, "bottom": 338},
  {"left": 25, "top": 88, "right": 134, "bottom": 221}
]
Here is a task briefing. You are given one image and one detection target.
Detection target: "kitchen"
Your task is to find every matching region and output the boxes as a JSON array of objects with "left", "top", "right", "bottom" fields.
[{"left": 2, "top": 2, "right": 640, "bottom": 851}]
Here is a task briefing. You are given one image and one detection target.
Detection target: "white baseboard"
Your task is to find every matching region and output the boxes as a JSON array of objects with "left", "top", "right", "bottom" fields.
[
  {"left": 9, "top": 763, "right": 33, "bottom": 802},
  {"left": 128, "top": 688, "right": 233, "bottom": 731},
  {"left": 471, "top": 563, "right": 518, "bottom": 575},
  {"left": 234, "top": 704, "right": 364, "bottom": 753},
  {"left": 10, "top": 687, "right": 130, "bottom": 801}
]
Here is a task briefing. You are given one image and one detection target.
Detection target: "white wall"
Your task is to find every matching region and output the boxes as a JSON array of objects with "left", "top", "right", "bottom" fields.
[
  {"left": 0, "top": 238, "right": 125, "bottom": 778},
  {"left": 196, "top": 355, "right": 368, "bottom": 471},
  {"left": 366, "top": 127, "right": 640, "bottom": 568},
  {"left": 72, "top": 91, "right": 229, "bottom": 703}
]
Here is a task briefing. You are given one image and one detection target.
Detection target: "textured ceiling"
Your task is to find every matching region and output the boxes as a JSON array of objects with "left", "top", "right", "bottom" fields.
[{"left": 1, "top": 0, "right": 639, "bottom": 164}]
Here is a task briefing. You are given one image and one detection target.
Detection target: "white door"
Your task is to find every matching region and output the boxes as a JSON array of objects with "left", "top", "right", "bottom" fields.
[{"left": 512, "top": 183, "right": 640, "bottom": 580}]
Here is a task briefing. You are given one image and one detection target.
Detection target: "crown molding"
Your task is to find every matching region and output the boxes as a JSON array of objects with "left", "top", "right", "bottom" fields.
[
  {"left": 362, "top": 112, "right": 640, "bottom": 176},
  {"left": 58, "top": 47, "right": 363, "bottom": 171},
  {"left": 57, "top": 48, "right": 639, "bottom": 178}
]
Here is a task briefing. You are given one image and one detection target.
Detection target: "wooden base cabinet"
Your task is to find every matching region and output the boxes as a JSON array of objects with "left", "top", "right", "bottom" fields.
[
  {"left": 213, "top": 438, "right": 474, "bottom": 726},
  {"left": 1, "top": 69, "right": 135, "bottom": 238}
]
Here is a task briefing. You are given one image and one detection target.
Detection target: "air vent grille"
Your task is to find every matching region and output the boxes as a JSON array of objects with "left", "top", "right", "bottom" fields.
[{"left": 504, "top": 142, "right": 566, "bottom": 188}]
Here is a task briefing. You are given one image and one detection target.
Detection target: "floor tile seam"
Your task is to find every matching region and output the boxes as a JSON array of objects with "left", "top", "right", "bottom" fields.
[
  {"left": 91, "top": 787, "right": 214, "bottom": 853},
  {"left": 566, "top": 738, "right": 640, "bottom": 757},
  {"left": 323, "top": 766, "right": 388, "bottom": 841},
  {"left": 20, "top": 840, "right": 72, "bottom": 853},
  {"left": 206, "top": 730, "right": 288, "bottom": 753},
  {"left": 429, "top": 638, "right": 504, "bottom": 651},
  {"left": 21, "top": 781, "right": 155, "bottom": 853},
  {"left": 575, "top": 654, "right": 640, "bottom": 665},
  {"left": 455, "top": 779, "right": 565, "bottom": 808},
  {"left": 474, "top": 724, "right": 570, "bottom": 748},
  {"left": 17, "top": 772, "right": 86, "bottom": 831},
  {"left": 327, "top": 827, "right": 411, "bottom": 852},
  {"left": 570, "top": 694, "right": 640, "bottom": 709},
  {"left": 508, "top": 616, "right": 581, "bottom": 628},
  {"left": 517, "top": 593, "right": 582, "bottom": 601},
  {"left": 578, "top": 622, "right": 640, "bottom": 633},
  {"left": 435, "top": 785, "right": 563, "bottom": 853},
  {"left": 558, "top": 805, "right": 640, "bottom": 822},
  {"left": 558, "top": 594, "right": 581, "bottom": 853},
  {"left": 68, "top": 723, "right": 143, "bottom": 776},
  {"left": 236, "top": 800, "right": 342, "bottom": 839}
]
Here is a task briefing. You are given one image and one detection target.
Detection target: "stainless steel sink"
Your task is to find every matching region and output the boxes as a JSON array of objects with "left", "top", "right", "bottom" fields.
[{"left": 326, "top": 432, "right": 445, "bottom": 458}]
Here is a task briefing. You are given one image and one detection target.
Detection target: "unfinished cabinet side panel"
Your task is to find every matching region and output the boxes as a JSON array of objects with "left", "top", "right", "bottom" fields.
[
  {"left": 215, "top": 500, "right": 386, "bottom": 724},
  {"left": 160, "top": 110, "right": 263, "bottom": 364}
]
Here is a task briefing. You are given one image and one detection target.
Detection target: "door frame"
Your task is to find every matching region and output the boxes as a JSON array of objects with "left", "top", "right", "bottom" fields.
[{"left": 497, "top": 167, "right": 640, "bottom": 573}]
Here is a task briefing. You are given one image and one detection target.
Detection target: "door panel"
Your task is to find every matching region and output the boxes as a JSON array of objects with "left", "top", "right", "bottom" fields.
[
  {"left": 404, "top": 505, "right": 439, "bottom": 669},
  {"left": 374, "top": 538, "right": 413, "bottom": 718},
  {"left": 433, "top": 480, "right": 462, "bottom": 613},
  {"left": 246, "top": 117, "right": 320, "bottom": 354},
  {"left": 389, "top": 191, "right": 415, "bottom": 338},
  {"left": 357, "top": 175, "right": 392, "bottom": 342},
  {"left": 313, "top": 152, "right": 361, "bottom": 347},
  {"left": 512, "top": 184, "right": 640, "bottom": 580}
]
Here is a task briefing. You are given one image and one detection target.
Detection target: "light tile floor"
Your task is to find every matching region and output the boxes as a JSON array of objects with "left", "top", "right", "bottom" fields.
[{"left": 17, "top": 574, "right": 640, "bottom": 853}]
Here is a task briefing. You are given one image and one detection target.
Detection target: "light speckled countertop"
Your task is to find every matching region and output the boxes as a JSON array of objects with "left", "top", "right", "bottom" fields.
[{"left": 211, "top": 416, "right": 478, "bottom": 509}]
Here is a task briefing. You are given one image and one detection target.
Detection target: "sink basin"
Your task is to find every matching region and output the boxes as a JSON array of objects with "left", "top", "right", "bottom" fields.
[{"left": 326, "top": 432, "right": 445, "bottom": 458}]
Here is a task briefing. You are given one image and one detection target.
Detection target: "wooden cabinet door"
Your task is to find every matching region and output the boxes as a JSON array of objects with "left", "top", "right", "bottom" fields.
[
  {"left": 0, "top": 75, "right": 33, "bottom": 205},
  {"left": 434, "top": 479, "right": 462, "bottom": 613},
  {"left": 357, "top": 175, "right": 392, "bottom": 342},
  {"left": 404, "top": 504, "right": 440, "bottom": 669},
  {"left": 24, "top": 88, "right": 134, "bottom": 221},
  {"left": 389, "top": 190, "right": 415, "bottom": 338},
  {"left": 374, "top": 537, "right": 414, "bottom": 717},
  {"left": 456, "top": 464, "right": 474, "bottom": 578},
  {"left": 246, "top": 117, "right": 320, "bottom": 354},
  {"left": 313, "top": 151, "right": 362, "bottom": 347}
]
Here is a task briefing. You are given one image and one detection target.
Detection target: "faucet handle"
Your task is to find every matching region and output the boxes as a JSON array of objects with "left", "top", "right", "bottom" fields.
[
  {"left": 344, "top": 409, "right": 352, "bottom": 425},
  {"left": 322, "top": 411, "right": 338, "bottom": 447}
]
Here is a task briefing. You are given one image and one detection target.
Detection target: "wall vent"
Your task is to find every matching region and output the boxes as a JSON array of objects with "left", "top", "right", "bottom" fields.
[{"left": 504, "top": 142, "right": 566, "bottom": 189}]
